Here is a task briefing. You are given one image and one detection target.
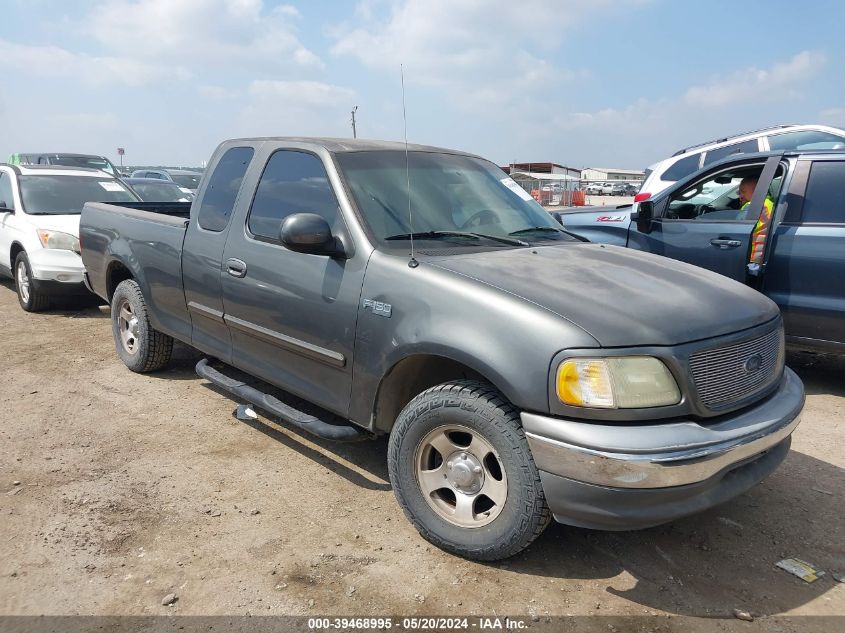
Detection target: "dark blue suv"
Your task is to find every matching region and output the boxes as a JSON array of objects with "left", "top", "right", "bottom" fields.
[{"left": 555, "top": 150, "right": 845, "bottom": 354}]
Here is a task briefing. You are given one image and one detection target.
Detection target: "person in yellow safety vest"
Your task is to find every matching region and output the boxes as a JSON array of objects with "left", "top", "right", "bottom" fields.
[{"left": 738, "top": 177, "right": 774, "bottom": 264}]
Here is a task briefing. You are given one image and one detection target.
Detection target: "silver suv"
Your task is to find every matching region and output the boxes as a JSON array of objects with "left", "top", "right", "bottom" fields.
[{"left": 640, "top": 124, "right": 845, "bottom": 198}]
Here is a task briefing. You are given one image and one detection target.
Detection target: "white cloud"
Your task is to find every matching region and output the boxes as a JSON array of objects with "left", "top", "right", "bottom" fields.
[
  {"left": 330, "top": 0, "right": 622, "bottom": 114},
  {"left": 248, "top": 80, "right": 354, "bottom": 106},
  {"left": 198, "top": 84, "right": 236, "bottom": 100},
  {"left": 0, "top": 38, "right": 189, "bottom": 87},
  {"left": 683, "top": 51, "right": 827, "bottom": 108},
  {"left": 232, "top": 80, "right": 357, "bottom": 137},
  {"left": 86, "top": 0, "right": 322, "bottom": 70},
  {"left": 819, "top": 107, "right": 845, "bottom": 128}
]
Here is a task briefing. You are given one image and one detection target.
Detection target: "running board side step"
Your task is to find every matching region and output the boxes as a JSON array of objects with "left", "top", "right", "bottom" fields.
[{"left": 196, "top": 359, "right": 371, "bottom": 442}]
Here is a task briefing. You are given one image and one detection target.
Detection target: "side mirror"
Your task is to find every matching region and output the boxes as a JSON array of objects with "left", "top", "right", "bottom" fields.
[
  {"left": 279, "top": 213, "right": 345, "bottom": 257},
  {"left": 0, "top": 201, "right": 11, "bottom": 212},
  {"left": 633, "top": 200, "right": 655, "bottom": 234}
]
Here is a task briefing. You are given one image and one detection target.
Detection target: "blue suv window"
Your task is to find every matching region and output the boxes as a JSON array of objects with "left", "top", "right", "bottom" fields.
[{"left": 801, "top": 161, "right": 845, "bottom": 224}]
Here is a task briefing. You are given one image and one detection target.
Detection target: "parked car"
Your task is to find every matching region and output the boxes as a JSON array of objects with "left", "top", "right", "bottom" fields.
[
  {"left": 556, "top": 149, "right": 845, "bottom": 354},
  {"left": 125, "top": 178, "right": 194, "bottom": 202},
  {"left": 130, "top": 168, "right": 203, "bottom": 192},
  {"left": 0, "top": 164, "right": 139, "bottom": 311},
  {"left": 8, "top": 152, "right": 121, "bottom": 178},
  {"left": 80, "top": 137, "right": 803, "bottom": 561},
  {"left": 641, "top": 124, "right": 845, "bottom": 199},
  {"left": 610, "top": 182, "right": 629, "bottom": 196},
  {"left": 586, "top": 182, "right": 613, "bottom": 195}
]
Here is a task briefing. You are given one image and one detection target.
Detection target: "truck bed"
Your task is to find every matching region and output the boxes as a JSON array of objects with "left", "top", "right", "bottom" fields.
[{"left": 80, "top": 201, "right": 192, "bottom": 342}]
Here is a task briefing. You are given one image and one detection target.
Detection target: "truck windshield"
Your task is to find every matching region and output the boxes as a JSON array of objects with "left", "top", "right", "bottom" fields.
[
  {"left": 336, "top": 151, "right": 574, "bottom": 248},
  {"left": 170, "top": 174, "right": 202, "bottom": 189},
  {"left": 45, "top": 155, "right": 118, "bottom": 176},
  {"left": 130, "top": 181, "right": 192, "bottom": 202},
  {"left": 19, "top": 175, "right": 138, "bottom": 215}
]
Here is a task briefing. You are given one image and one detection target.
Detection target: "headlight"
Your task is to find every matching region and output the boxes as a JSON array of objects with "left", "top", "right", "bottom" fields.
[
  {"left": 556, "top": 357, "right": 680, "bottom": 409},
  {"left": 37, "top": 229, "right": 80, "bottom": 253}
]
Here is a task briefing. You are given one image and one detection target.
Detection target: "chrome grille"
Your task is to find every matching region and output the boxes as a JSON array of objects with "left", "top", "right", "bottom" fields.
[{"left": 689, "top": 327, "right": 785, "bottom": 409}]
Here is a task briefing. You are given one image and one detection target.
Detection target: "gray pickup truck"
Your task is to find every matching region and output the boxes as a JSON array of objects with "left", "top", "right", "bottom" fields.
[{"left": 80, "top": 138, "right": 804, "bottom": 561}]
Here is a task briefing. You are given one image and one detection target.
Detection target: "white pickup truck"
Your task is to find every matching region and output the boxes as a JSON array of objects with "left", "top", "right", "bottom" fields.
[{"left": 0, "top": 163, "right": 139, "bottom": 311}]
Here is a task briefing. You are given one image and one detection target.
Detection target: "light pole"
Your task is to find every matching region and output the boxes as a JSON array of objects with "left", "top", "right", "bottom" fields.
[{"left": 351, "top": 106, "right": 358, "bottom": 139}]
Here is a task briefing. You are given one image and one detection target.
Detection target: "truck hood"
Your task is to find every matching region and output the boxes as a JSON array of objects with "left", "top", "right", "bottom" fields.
[
  {"left": 25, "top": 213, "right": 81, "bottom": 238},
  {"left": 427, "top": 243, "right": 779, "bottom": 348}
]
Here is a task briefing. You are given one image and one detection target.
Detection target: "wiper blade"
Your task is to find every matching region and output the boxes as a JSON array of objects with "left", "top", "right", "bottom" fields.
[
  {"left": 509, "top": 225, "right": 588, "bottom": 242},
  {"left": 508, "top": 226, "right": 564, "bottom": 236},
  {"left": 385, "top": 231, "right": 480, "bottom": 241},
  {"left": 385, "top": 231, "right": 528, "bottom": 246},
  {"left": 471, "top": 232, "right": 529, "bottom": 246}
]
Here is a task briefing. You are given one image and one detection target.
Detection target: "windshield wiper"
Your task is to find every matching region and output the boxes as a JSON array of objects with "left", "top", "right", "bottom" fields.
[
  {"left": 385, "top": 230, "right": 480, "bottom": 241},
  {"left": 385, "top": 230, "right": 528, "bottom": 246},
  {"left": 508, "top": 226, "right": 564, "bottom": 236}
]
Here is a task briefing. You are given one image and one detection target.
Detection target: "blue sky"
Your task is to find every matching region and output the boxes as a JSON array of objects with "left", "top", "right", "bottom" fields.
[{"left": 1, "top": 0, "right": 843, "bottom": 169}]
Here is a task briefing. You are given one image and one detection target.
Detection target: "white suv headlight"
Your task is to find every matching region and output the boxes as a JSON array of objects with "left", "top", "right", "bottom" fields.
[
  {"left": 556, "top": 357, "right": 681, "bottom": 409},
  {"left": 37, "top": 229, "right": 80, "bottom": 253}
]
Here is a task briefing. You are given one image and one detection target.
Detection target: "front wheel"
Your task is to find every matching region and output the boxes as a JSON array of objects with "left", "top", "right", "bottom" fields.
[
  {"left": 15, "top": 252, "right": 50, "bottom": 312},
  {"left": 111, "top": 279, "right": 173, "bottom": 373},
  {"left": 388, "top": 380, "right": 550, "bottom": 561}
]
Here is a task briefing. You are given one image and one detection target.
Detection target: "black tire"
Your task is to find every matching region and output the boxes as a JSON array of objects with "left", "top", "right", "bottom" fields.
[
  {"left": 14, "top": 251, "right": 50, "bottom": 312},
  {"left": 388, "top": 380, "right": 551, "bottom": 561},
  {"left": 111, "top": 279, "right": 173, "bottom": 373}
]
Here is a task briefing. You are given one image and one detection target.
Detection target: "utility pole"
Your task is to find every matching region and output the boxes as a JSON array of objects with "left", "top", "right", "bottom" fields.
[{"left": 351, "top": 106, "right": 359, "bottom": 139}]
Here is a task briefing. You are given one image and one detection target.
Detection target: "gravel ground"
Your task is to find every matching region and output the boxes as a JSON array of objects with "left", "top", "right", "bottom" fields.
[{"left": 0, "top": 279, "right": 842, "bottom": 624}]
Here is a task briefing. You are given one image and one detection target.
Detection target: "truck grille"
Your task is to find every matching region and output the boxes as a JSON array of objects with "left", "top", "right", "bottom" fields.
[{"left": 689, "top": 327, "right": 785, "bottom": 410}]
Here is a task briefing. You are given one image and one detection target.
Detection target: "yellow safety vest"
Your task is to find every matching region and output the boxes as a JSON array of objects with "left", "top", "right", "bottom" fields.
[{"left": 742, "top": 197, "right": 774, "bottom": 264}]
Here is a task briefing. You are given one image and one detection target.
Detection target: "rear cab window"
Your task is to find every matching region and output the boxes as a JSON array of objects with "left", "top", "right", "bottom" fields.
[{"left": 196, "top": 147, "right": 255, "bottom": 232}]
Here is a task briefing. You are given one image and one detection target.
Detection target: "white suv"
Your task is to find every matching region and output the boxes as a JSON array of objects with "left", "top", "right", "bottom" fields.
[
  {"left": 0, "top": 164, "right": 139, "bottom": 311},
  {"left": 639, "top": 124, "right": 845, "bottom": 198}
]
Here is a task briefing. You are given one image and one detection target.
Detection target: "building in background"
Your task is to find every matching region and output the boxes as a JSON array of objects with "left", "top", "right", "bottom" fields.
[
  {"left": 501, "top": 162, "right": 581, "bottom": 179},
  {"left": 581, "top": 167, "right": 645, "bottom": 182}
]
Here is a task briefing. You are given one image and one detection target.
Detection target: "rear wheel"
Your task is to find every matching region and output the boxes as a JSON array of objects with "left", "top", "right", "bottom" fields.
[
  {"left": 15, "top": 252, "right": 50, "bottom": 312},
  {"left": 111, "top": 279, "right": 173, "bottom": 372},
  {"left": 388, "top": 380, "right": 550, "bottom": 561}
]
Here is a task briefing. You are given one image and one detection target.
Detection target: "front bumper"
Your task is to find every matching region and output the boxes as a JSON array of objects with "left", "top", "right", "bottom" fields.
[
  {"left": 522, "top": 367, "right": 804, "bottom": 530},
  {"left": 27, "top": 248, "right": 86, "bottom": 284}
]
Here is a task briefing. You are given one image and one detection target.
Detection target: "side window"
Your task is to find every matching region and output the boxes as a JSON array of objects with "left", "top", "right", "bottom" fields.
[
  {"left": 800, "top": 162, "right": 845, "bottom": 224},
  {"left": 665, "top": 169, "right": 753, "bottom": 222},
  {"left": 0, "top": 172, "right": 14, "bottom": 209},
  {"left": 247, "top": 150, "right": 339, "bottom": 242},
  {"left": 768, "top": 130, "right": 845, "bottom": 151},
  {"left": 703, "top": 139, "right": 759, "bottom": 166},
  {"left": 197, "top": 146, "right": 255, "bottom": 232},
  {"left": 661, "top": 153, "right": 701, "bottom": 182}
]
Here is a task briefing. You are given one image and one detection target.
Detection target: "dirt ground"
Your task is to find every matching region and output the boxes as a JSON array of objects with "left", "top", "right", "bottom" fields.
[{"left": 0, "top": 279, "right": 842, "bottom": 625}]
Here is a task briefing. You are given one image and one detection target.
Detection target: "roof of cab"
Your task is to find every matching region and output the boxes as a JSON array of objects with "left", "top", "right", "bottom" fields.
[{"left": 222, "top": 137, "right": 480, "bottom": 157}]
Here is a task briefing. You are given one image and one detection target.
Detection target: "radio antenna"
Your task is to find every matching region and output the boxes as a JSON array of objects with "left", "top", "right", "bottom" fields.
[{"left": 401, "top": 64, "right": 418, "bottom": 268}]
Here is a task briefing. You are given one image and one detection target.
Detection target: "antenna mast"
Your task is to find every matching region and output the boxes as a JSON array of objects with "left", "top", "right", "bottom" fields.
[{"left": 401, "top": 64, "right": 418, "bottom": 268}]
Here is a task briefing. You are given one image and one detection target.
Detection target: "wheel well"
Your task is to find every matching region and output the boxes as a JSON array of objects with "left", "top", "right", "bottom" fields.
[
  {"left": 106, "top": 261, "right": 134, "bottom": 301},
  {"left": 10, "top": 242, "right": 24, "bottom": 267},
  {"left": 372, "top": 354, "right": 493, "bottom": 433}
]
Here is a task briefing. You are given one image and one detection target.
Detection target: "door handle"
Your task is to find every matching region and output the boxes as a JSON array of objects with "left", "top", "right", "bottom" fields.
[
  {"left": 710, "top": 238, "right": 742, "bottom": 249},
  {"left": 225, "top": 258, "right": 247, "bottom": 278}
]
